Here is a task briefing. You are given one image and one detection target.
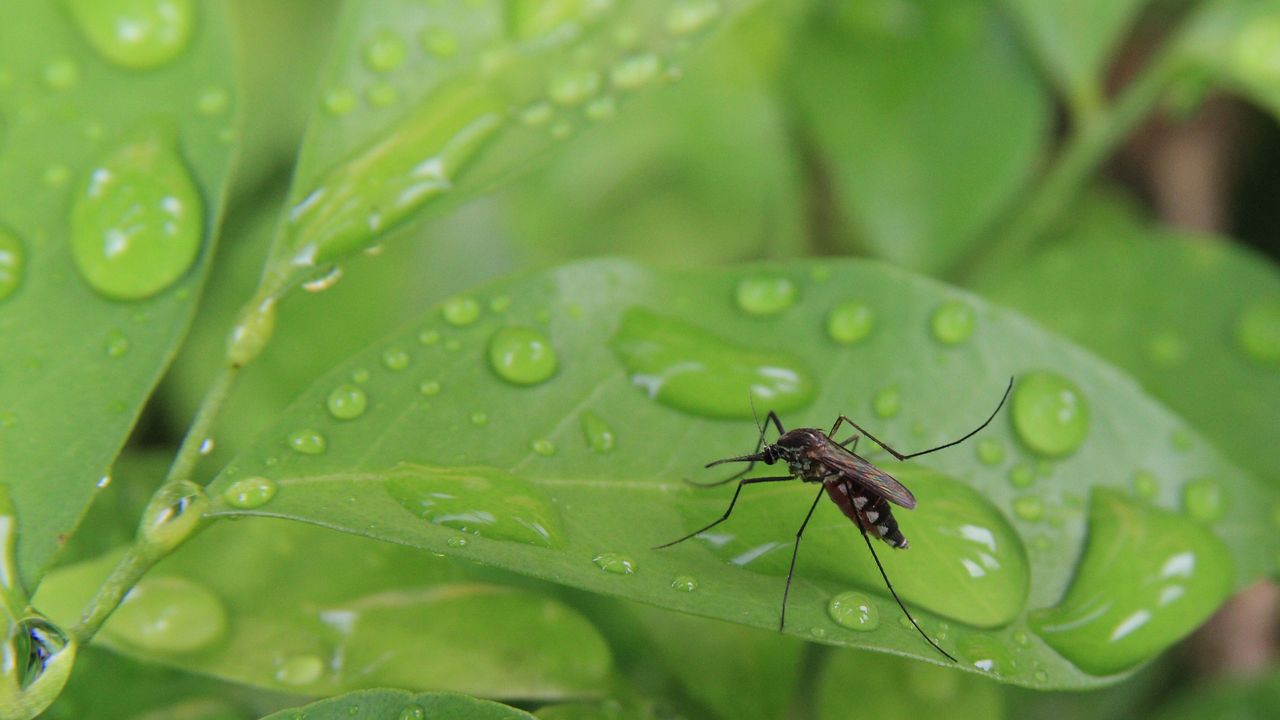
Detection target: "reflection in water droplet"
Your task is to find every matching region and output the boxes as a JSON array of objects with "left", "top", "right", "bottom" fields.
[
  {"left": 872, "top": 386, "right": 900, "bottom": 419},
  {"left": 1011, "top": 371, "right": 1089, "bottom": 458},
  {"left": 364, "top": 30, "right": 407, "bottom": 72},
  {"left": 65, "top": 0, "right": 194, "bottom": 70},
  {"left": 960, "top": 636, "right": 1014, "bottom": 674},
  {"left": 287, "top": 429, "right": 327, "bottom": 455},
  {"left": 1182, "top": 477, "right": 1224, "bottom": 522},
  {"left": 386, "top": 463, "right": 564, "bottom": 547},
  {"left": 446, "top": 535, "right": 468, "bottom": 548},
  {"left": 107, "top": 576, "right": 227, "bottom": 653},
  {"left": 276, "top": 654, "right": 324, "bottom": 686},
  {"left": 610, "top": 308, "right": 815, "bottom": 419},
  {"left": 1029, "top": 490, "right": 1234, "bottom": 675},
  {"left": 593, "top": 552, "right": 636, "bottom": 574},
  {"left": 489, "top": 326, "right": 558, "bottom": 385},
  {"left": 580, "top": 411, "right": 615, "bottom": 453},
  {"left": 443, "top": 296, "right": 481, "bottom": 326},
  {"left": 0, "top": 227, "right": 24, "bottom": 302},
  {"left": 1235, "top": 295, "right": 1280, "bottom": 367},
  {"left": 930, "top": 301, "right": 975, "bottom": 345},
  {"left": 70, "top": 132, "right": 204, "bottom": 300},
  {"left": 222, "top": 476, "right": 278, "bottom": 509},
  {"left": 827, "top": 301, "right": 874, "bottom": 345},
  {"left": 735, "top": 276, "right": 797, "bottom": 316},
  {"left": 827, "top": 591, "right": 879, "bottom": 631},
  {"left": 327, "top": 384, "right": 368, "bottom": 420},
  {"left": 139, "top": 481, "right": 207, "bottom": 553},
  {"left": 302, "top": 265, "right": 343, "bottom": 292},
  {"left": 671, "top": 575, "right": 698, "bottom": 592}
]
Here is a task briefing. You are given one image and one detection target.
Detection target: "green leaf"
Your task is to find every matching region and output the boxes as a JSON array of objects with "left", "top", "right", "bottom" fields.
[
  {"left": 816, "top": 649, "right": 1002, "bottom": 720},
  {"left": 36, "top": 518, "right": 612, "bottom": 699},
  {"left": 789, "top": 0, "right": 1049, "bottom": 274},
  {"left": 1150, "top": 668, "right": 1280, "bottom": 720},
  {"left": 1002, "top": 0, "right": 1147, "bottom": 115},
  {"left": 0, "top": 1, "right": 237, "bottom": 588},
  {"left": 258, "top": 690, "right": 535, "bottom": 720},
  {"left": 978, "top": 224, "right": 1280, "bottom": 486},
  {"left": 205, "top": 259, "right": 1277, "bottom": 688},
  {"left": 1181, "top": 0, "right": 1280, "bottom": 120}
]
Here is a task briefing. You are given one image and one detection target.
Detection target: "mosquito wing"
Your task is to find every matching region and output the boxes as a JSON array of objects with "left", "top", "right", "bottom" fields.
[{"left": 820, "top": 440, "right": 917, "bottom": 509}]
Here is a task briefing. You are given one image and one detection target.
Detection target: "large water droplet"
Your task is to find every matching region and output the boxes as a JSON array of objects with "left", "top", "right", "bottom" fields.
[
  {"left": 735, "top": 275, "right": 797, "bottom": 316},
  {"left": 489, "top": 325, "right": 558, "bottom": 385},
  {"left": 226, "top": 298, "right": 277, "bottom": 368},
  {"left": 138, "top": 481, "right": 207, "bottom": 554},
  {"left": 70, "top": 132, "right": 204, "bottom": 300},
  {"left": 327, "top": 384, "right": 369, "bottom": 420},
  {"left": 106, "top": 576, "right": 226, "bottom": 653},
  {"left": 665, "top": 0, "right": 721, "bottom": 35},
  {"left": 11, "top": 615, "right": 76, "bottom": 707},
  {"left": 363, "top": 30, "right": 407, "bottom": 73},
  {"left": 0, "top": 227, "right": 24, "bottom": 302},
  {"left": 1182, "top": 477, "right": 1224, "bottom": 523},
  {"left": 276, "top": 654, "right": 325, "bottom": 686},
  {"left": 222, "top": 476, "right": 278, "bottom": 509},
  {"left": 287, "top": 82, "right": 503, "bottom": 265},
  {"left": 287, "top": 428, "right": 327, "bottom": 455},
  {"left": 610, "top": 308, "right": 815, "bottom": 419},
  {"left": 827, "top": 591, "right": 879, "bottom": 631},
  {"left": 1234, "top": 295, "right": 1280, "bottom": 367},
  {"left": 960, "top": 636, "right": 1015, "bottom": 674},
  {"left": 385, "top": 464, "right": 564, "bottom": 547},
  {"left": 671, "top": 575, "right": 698, "bottom": 592},
  {"left": 1029, "top": 490, "right": 1234, "bottom": 675},
  {"left": 930, "top": 301, "right": 975, "bottom": 346},
  {"left": 827, "top": 301, "right": 874, "bottom": 345},
  {"left": 66, "top": 0, "right": 194, "bottom": 69},
  {"left": 592, "top": 552, "right": 636, "bottom": 574},
  {"left": 1011, "top": 371, "right": 1089, "bottom": 458},
  {"left": 580, "top": 411, "right": 615, "bottom": 453}
]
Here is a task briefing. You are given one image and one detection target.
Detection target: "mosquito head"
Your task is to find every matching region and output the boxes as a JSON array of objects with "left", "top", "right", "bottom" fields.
[{"left": 704, "top": 443, "right": 781, "bottom": 469}]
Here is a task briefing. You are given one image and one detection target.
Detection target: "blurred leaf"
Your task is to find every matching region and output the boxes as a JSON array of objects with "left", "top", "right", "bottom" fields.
[
  {"left": 1149, "top": 669, "right": 1280, "bottom": 720},
  {"left": 1182, "top": 0, "right": 1280, "bottom": 119},
  {"left": 816, "top": 649, "right": 1002, "bottom": 720},
  {"left": 1005, "top": 657, "right": 1169, "bottom": 720},
  {"left": 979, "top": 221, "right": 1280, "bottom": 486},
  {"left": 206, "top": 259, "right": 1275, "bottom": 688},
  {"left": 37, "top": 518, "right": 612, "bottom": 699},
  {"left": 1002, "top": 0, "right": 1147, "bottom": 114},
  {"left": 790, "top": 0, "right": 1049, "bottom": 274},
  {"left": 57, "top": 451, "right": 170, "bottom": 566},
  {"left": 0, "top": 2, "right": 237, "bottom": 588},
  {"left": 259, "top": 690, "right": 535, "bottom": 720}
]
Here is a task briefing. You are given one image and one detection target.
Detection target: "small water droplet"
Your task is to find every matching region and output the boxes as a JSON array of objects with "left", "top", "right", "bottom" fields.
[
  {"left": 1171, "top": 429, "right": 1194, "bottom": 451},
  {"left": 104, "top": 329, "right": 130, "bottom": 357},
  {"left": 976, "top": 437, "right": 1004, "bottom": 465},
  {"left": 97, "top": 475, "right": 112, "bottom": 488},
  {"left": 490, "top": 295, "right": 512, "bottom": 313},
  {"left": 593, "top": 552, "right": 636, "bottom": 574},
  {"left": 386, "top": 464, "right": 564, "bottom": 547},
  {"left": 198, "top": 437, "right": 214, "bottom": 455},
  {"left": 872, "top": 385, "right": 900, "bottom": 419},
  {"left": 1012, "top": 371, "right": 1089, "bottom": 458},
  {"left": 302, "top": 265, "right": 343, "bottom": 292},
  {"left": 364, "top": 29, "right": 407, "bottom": 72},
  {"left": 418, "top": 329, "right": 441, "bottom": 345},
  {"left": 276, "top": 654, "right": 324, "bottom": 686},
  {"left": 548, "top": 68, "right": 602, "bottom": 106},
  {"left": 1182, "top": 477, "right": 1224, "bottom": 522},
  {"left": 287, "top": 429, "right": 327, "bottom": 455},
  {"left": 671, "top": 575, "right": 698, "bottom": 592},
  {"left": 1234, "top": 295, "right": 1280, "bottom": 367},
  {"left": 1144, "top": 331, "right": 1187, "bottom": 368},
  {"left": 1013, "top": 629, "right": 1030, "bottom": 646},
  {"left": 196, "top": 86, "right": 230, "bottom": 116},
  {"left": 827, "top": 591, "right": 879, "bottom": 631},
  {"left": 399, "top": 705, "right": 426, "bottom": 720},
  {"left": 139, "top": 481, "right": 207, "bottom": 553},
  {"left": 580, "top": 411, "right": 615, "bottom": 453},
  {"left": 665, "top": 0, "right": 721, "bottom": 35},
  {"left": 826, "top": 301, "right": 874, "bottom": 345},
  {"left": 71, "top": 132, "right": 204, "bottom": 300},
  {"left": 610, "top": 52, "right": 660, "bottom": 89},
  {"left": 221, "top": 476, "right": 277, "bottom": 509},
  {"left": 351, "top": 368, "right": 371, "bottom": 384},
  {"left": 488, "top": 325, "right": 558, "bottom": 385},
  {"left": 1033, "top": 669, "right": 1048, "bottom": 682},
  {"left": 1007, "top": 464, "right": 1033, "bottom": 489},
  {"left": 520, "top": 101, "right": 554, "bottom": 126},
  {"left": 585, "top": 95, "right": 617, "bottom": 121},
  {"left": 327, "top": 384, "right": 368, "bottom": 420},
  {"left": 419, "top": 379, "right": 442, "bottom": 396},
  {"left": 43, "top": 58, "right": 80, "bottom": 89},
  {"left": 0, "top": 227, "right": 25, "bottom": 302},
  {"left": 443, "top": 296, "right": 481, "bottom": 326},
  {"left": 366, "top": 81, "right": 400, "bottom": 107},
  {"left": 1133, "top": 469, "right": 1159, "bottom": 499},
  {"left": 930, "top": 300, "right": 976, "bottom": 345},
  {"left": 108, "top": 576, "right": 226, "bottom": 653},
  {"left": 382, "top": 347, "right": 411, "bottom": 371},
  {"left": 447, "top": 535, "right": 469, "bottom": 548},
  {"left": 531, "top": 438, "right": 556, "bottom": 456},
  {"left": 960, "top": 636, "right": 1014, "bottom": 674},
  {"left": 471, "top": 411, "right": 488, "bottom": 426},
  {"left": 421, "top": 28, "right": 459, "bottom": 57},
  {"left": 735, "top": 275, "right": 797, "bottom": 316},
  {"left": 1012, "top": 495, "right": 1044, "bottom": 522},
  {"left": 65, "top": 0, "right": 195, "bottom": 70},
  {"left": 324, "top": 87, "right": 358, "bottom": 116}
]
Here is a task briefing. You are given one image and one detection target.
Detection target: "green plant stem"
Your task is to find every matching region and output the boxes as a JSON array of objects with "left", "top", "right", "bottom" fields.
[
  {"left": 68, "top": 543, "right": 156, "bottom": 641},
  {"left": 163, "top": 365, "right": 238, "bottom": 487}
]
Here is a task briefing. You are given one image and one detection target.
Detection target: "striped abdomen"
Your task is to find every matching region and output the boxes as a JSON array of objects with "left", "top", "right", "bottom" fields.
[{"left": 822, "top": 478, "right": 909, "bottom": 549}]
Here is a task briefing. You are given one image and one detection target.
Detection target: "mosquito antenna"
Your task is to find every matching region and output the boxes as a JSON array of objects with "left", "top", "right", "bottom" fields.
[
  {"left": 748, "top": 391, "right": 764, "bottom": 438},
  {"left": 846, "top": 481, "right": 955, "bottom": 662}
]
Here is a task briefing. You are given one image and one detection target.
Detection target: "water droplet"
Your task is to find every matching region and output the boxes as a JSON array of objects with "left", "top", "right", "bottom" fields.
[
  {"left": 366, "top": 81, "right": 399, "bottom": 107},
  {"left": 196, "top": 86, "right": 230, "bottom": 116},
  {"left": 446, "top": 535, "right": 468, "bottom": 548},
  {"left": 326, "top": 384, "right": 368, "bottom": 420},
  {"left": 1012, "top": 495, "right": 1043, "bottom": 522},
  {"left": 0, "top": 227, "right": 24, "bottom": 302},
  {"left": 364, "top": 30, "right": 407, "bottom": 72},
  {"left": 276, "top": 654, "right": 324, "bottom": 686},
  {"left": 610, "top": 53, "right": 660, "bottom": 89},
  {"left": 735, "top": 275, "right": 797, "bottom": 316},
  {"left": 976, "top": 438, "right": 1004, "bottom": 465},
  {"left": 610, "top": 308, "right": 815, "bottom": 419},
  {"left": 960, "top": 636, "right": 1014, "bottom": 674},
  {"left": 226, "top": 298, "right": 277, "bottom": 367},
  {"left": 665, "top": 0, "right": 721, "bottom": 35},
  {"left": 96, "top": 475, "right": 112, "bottom": 488},
  {"left": 287, "top": 82, "right": 503, "bottom": 265},
  {"left": 1029, "top": 490, "right": 1234, "bottom": 675},
  {"left": 324, "top": 87, "right": 358, "bottom": 116},
  {"left": 592, "top": 552, "right": 636, "bottom": 574},
  {"left": 104, "top": 329, "right": 130, "bottom": 357},
  {"left": 13, "top": 615, "right": 76, "bottom": 700},
  {"left": 826, "top": 301, "right": 874, "bottom": 345},
  {"left": 531, "top": 438, "right": 557, "bottom": 456},
  {"left": 65, "top": 0, "right": 194, "bottom": 69},
  {"left": 302, "top": 265, "right": 343, "bottom": 292},
  {"left": 827, "top": 591, "right": 879, "bottom": 631},
  {"left": 1011, "top": 371, "right": 1089, "bottom": 458},
  {"left": 580, "top": 411, "right": 615, "bottom": 453},
  {"left": 198, "top": 437, "right": 214, "bottom": 455},
  {"left": 1013, "top": 629, "right": 1030, "bottom": 646},
  {"left": 107, "top": 576, "right": 226, "bottom": 653},
  {"left": 520, "top": 101, "right": 554, "bottom": 126},
  {"left": 585, "top": 95, "right": 616, "bottom": 121},
  {"left": 930, "top": 300, "right": 976, "bottom": 346},
  {"left": 1235, "top": 295, "right": 1280, "bottom": 367},
  {"left": 548, "top": 68, "right": 602, "bottom": 106},
  {"left": 671, "top": 575, "right": 698, "bottom": 592},
  {"left": 1033, "top": 669, "right": 1049, "bottom": 683},
  {"left": 399, "top": 705, "right": 425, "bottom": 720},
  {"left": 421, "top": 28, "right": 459, "bottom": 58},
  {"left": 139, "top": 481, "right": 207, "bottom": 553},
  {"left": 287, "top": 429, "right": 327, "bottom": 455},
  {"left": 488, "top": 325, "right": 558, "bottom": 385},
  {"left": 470, "top": 411, "right": 488, "bottom": 426},
  {"left": 443, "top": 296, "right": 481, "bottom": 326},
  {"left": 222, "top": 476, "right": 278, "bottom": 509},
  {"left": 1133, "top": 469, "right": 1159, "bottom": 499},
  {"left": 872, "top": 385, "right": 900, "bottom": 419},
  {"left": 386, "top": 463, "right": 564, "bottom": 547},
  {"left": 419, "top": 379, "right": 442, "bottom": 396},
  {"left": 351, "top": 368, "right": 371, "bottom": 384},
  {"left": 1008, "top": 463, "right": 1034, "bottom": 488},
  {"left": 1182, "top": 477, "right": 1224, "bottom": 522},
  {"left": 71, "top": 132, "right": 204, "bottom": 300},
  {"left": 418, "top": 329, "right": 441, "bottom": 345},
  {"left": 382, "top": 347, "right": 411, "bottom": 370},
  {"left": 43, "top": 58, "right": 80, "bottom": 89}
]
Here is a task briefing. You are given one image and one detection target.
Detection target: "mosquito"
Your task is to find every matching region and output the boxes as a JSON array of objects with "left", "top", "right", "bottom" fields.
[{"left": 655, "top": 378, "right": 1014, "bottom": 662}]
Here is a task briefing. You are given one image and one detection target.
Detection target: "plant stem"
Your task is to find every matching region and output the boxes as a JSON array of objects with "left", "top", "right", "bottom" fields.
[
  {"left": 68, "top": 543, "right": 156, "bottom": 641},
  {"left": 163, "top": 365, "right": 238, "bottom": 487}
]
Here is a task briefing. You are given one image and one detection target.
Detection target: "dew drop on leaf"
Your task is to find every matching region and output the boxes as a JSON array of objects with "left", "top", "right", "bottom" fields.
[
  {"left": 735, "top": 275, "right": 797, "bottom": 316},
  {"left": 442, "top": 296, "right": 481, "bottom": 326},
  {"left": 531, "top": 438, "right": 557, "bottom": 456},
  {"left": 1182, "top": 477, "right": 1224, "bottom": 523},
  {"left": 826, "top": 300, "right": 874, "bottom": 345},
  {"left": 275, "top": 654, "right": 325, "bottom": 686},
  {"left": 520, "top": 101, "right": 554, "bottom": 126},
  {"left": 1011, "top": 371, "right": 1089, "bottom": 458},
  {"left": 959, "top": 636, "right": 1014, "bottom": 674},
  {"left": 1234, "top": 295, "right": 1280, "bottom": 367},
  {"left": 386, "top": 464, "right": 564, "bottom": 547},
  {"left": 671, "top": 575, "right": 698, "bottom": 592},
  {"left": 446, "top": 535, "right": 468, "bottom": 548},
  {"left": 418, "top": 379, "right": 441, "bottom": 396},
  {"left": 399, "top": 705, "right": 426, "bottom": 720},
  {"left": 139, "top": 481, "right": 207, "bottom": 553},
  {"left": 42, "top": 58, "right": 80, "bottom": 89},
  {"left": 196, "top": 86, "right": 231, "bottom": 116},
  {"left": 323, "top": 87, "right": 358, "bottom": 116},
  {"left": 65, "top": 0, "right": 194, "bottom": 70},
  {"left": 222, "top": 476, "right": 277, "bottom": 509},
  {"left": 1144, "top": 331, "right": 1187, "bottom": 368},
  {"left": 580, "top": 411, "right": 615, "bottom": 453},
  {"left": 366, "top": 81, "right": 399, "bottom": 107},
  {"left": 488, "top": 325, "right": 558, "bottom": 385},
  {"left": 326, "top": 384, "right": 368, "bottom": 420},
  {"left": 930, "top": 300, "right": 975, "bottom": 345},
  {"left": 872, "top": 385, "right": 900, "bottom": 419},
  {"left": 1008, "top": 462, "right": 1034, "bottom": 488},
  {"left": 1132, "top": 469, "right": 1159, "bottom": 499},
  {"left": 610, "top": 53, "right": 661, "bottom": 89},
  {"left": 382, "top": 347, "right": 411, "bottom": 371},
  {"left": 70, "top": 132, "right": 204, "bottom": 300},
  {"left": 585, "top": 95, "right": 617, "bottom": 121},
  {"left": 107, "top": 576, "right": 226, "bottom": 653},
  {"left": 363, "top": 29, "right": 408, "bottom": 73},
  {"left": 104, "top": 329, "right": 130, "bottom": 358},
  {"left": 470, "top": 411, "right": 488, "bottom": 426},
  {"left": 287, "top": 429, "right": 327, "bottom": 455},
  {"left": 548, "top": 68, "right": 603, "bottom": 106},
  {"left": 1012, "top": 495, "right": 1043, "bottom": 522},
  {"left": 827, "top": 591, "right": 879, "bottom": 631},
  {"left": 976, "top": 437, "right": 1004, "bottom": 465},
  {"left": 302, "top": 265, "right": 343, "bottom": 293},
  {"left": 592, "top": 552, "right": 636, "bottom": 575},
  {"left": 0, "top": 227, "right": 24, "bottom": 302},
  {"left": 13, "top": 614, "right": 75, "bottom": 699},
  {"left": 665, "top": 0, "right": 721, "bottom": 35}
]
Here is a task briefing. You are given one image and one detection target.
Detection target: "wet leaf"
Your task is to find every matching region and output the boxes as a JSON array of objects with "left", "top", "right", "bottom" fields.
[{"left": 258, "top": 690, "right": 535, "bottom": 720}]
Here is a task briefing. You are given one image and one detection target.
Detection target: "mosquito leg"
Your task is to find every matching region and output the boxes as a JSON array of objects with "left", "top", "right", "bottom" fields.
[
  {"left": 779, "top": 484, "right": 827, "bottom": 632},
  {"left": 830, "top": 377, "right": 1013, "bottom": 461},
  {"left": 653, "top": 475, "right": 795, "bottom": 549},
  {"left": 845, "top": 481, "right": 955, "bottom": 662},
  {"left": 690, "top": 411, "right": 787, "bottom": 487},
  {"left": 838, "top": 435, "right": 860, "bottom": 452}
]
